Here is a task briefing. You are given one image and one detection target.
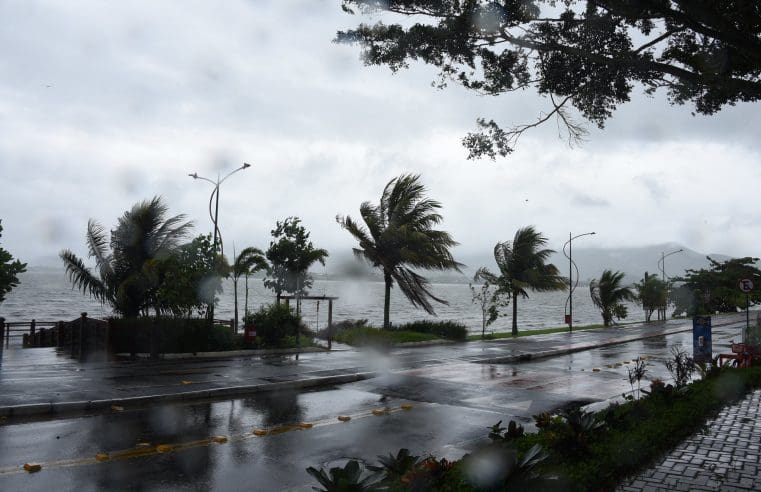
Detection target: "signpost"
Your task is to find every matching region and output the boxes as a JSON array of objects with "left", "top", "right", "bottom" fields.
[
  {"left": 738, "top": 278, "right": 753, "bottom": 344},
  {"left": 692, "top": 316, "right": 712, "bottom": 363}
]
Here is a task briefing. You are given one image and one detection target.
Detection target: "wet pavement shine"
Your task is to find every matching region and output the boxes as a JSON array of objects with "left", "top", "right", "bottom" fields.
[{"left": 0, "top": 314, "right": 750, "bottom": 490}]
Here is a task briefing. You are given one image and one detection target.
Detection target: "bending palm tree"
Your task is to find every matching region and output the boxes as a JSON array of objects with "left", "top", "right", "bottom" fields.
[
  {"left": 60, "top": 196, "right": 192, "bottom": 318},
  {"left": 337, "top": 174, "right": 462, "bottom": 328},
  {"left": 232, "top": 246, "right": 268, "bottom": 331},
  {"left": 590, "top": 269, "right": 635, "bottom": 327},
  {"left": 475, "top": 226, "right": 566, "bottom": 336}
]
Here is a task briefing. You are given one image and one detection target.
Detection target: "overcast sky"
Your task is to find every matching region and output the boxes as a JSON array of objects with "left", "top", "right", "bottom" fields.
[{"left": 2, "top": 0, "right": 760, "bottom": 270}]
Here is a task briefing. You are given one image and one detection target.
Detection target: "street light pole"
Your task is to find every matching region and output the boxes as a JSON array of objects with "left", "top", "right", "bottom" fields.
[
  {"left": 189, "top": 162, "right": 252, "bottom": 322},
  {"left": 564, "top": 231, "right": 596, "bottom": 333},
  {"left": 657, "top": 248, "right": 683, "bottom": 320}
]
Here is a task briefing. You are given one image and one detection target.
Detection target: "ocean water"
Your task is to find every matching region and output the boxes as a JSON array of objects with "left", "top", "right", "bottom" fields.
[{"left": 1, "top": 268, "right": 644, "bottom": 334}]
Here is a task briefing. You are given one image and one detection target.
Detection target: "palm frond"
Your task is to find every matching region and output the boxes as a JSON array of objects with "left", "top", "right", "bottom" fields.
[
  {"left": 393, "top": 267, "right": 447, "bottom": 315},
  {"left": 85, "top": 219, "right": 114, "bottom": 278},
  {"left": 59, "top": 249, "right": 109, "bottom": 303}
]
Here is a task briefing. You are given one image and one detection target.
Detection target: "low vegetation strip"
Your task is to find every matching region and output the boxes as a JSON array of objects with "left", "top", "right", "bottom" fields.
[
  {"left": 333, "top": 326, "right": 438, "bottom": 346},
  {"left": 331, "top": 319, "right": 467, "bottom": 346},
  {"left": 306, "top": 364, "right": 761, "bottom": 491}
]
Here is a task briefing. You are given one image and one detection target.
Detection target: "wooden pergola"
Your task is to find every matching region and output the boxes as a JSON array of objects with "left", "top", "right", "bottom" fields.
[
  {"left": 276, "top": 294, "right": 339, "bottom": 349},
  {"left": 276, "top": 294, "right": 339, "bottom": 329}
]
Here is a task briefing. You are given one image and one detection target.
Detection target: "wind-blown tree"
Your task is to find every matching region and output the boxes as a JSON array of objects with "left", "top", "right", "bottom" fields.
[
  {"left": 337, "top": 1, "right": 761, "bottom": 158},
  {"left": 634, "top": 271, "right": 668, "bottom": 322},
  {"left": 670, "top": 256, "right": 761, "bottom": 317},
  {"left": 337, "top": 174, "right": 463, "bottom": 329},
  {"left": 469, "top": 275, "right": 510, "bottom": 338},
  {"left": 232, "top": 246, "right": 268, "bottom": 331},
  {"left": 590, "top": 269, "right": 635, "bottom": 327},
  {"left": 475, "top": 226, "right": 565, "bottom": 336},
  {"left": 60, "top": 197, "right": 193, "bottom": 318},
  {"left": 263, "top": 217, "right": 329, "bottom": 314},
  {"left": 0, "top": 220, "right": 27, "bottom": 304},
  {"left": 155, "top": 234, "right": 228, "bottom": 318}
]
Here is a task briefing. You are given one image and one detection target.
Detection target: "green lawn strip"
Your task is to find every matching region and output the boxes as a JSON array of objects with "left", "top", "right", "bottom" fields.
[
  {"left": 466, "top": 323, "right": 607, "bottom": 341},
  {"left": 334, "top": 326, "right": 439, "bottom": 346},
  {"left": 506, "top": 367, "right": 761, "bottom": 491}
]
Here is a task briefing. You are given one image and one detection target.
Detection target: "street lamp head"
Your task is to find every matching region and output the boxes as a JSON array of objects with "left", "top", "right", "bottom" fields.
[
  {"left": 242, "top": 162, "right": 252, "bottom": 169},
  {"left": 189, "top": 172, "right": 198, "bottom": 179}
]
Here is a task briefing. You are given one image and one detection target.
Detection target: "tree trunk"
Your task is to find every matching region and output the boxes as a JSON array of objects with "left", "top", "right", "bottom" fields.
[
  {"left": 512, "top": 292, "right": 518, "bottom": 336},
  {"left": 383, "top": 270, "right": 392, "bottom": 329}
]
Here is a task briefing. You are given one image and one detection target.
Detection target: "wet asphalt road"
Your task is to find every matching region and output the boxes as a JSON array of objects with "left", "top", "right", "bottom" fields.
[{"left": 0, "top": 321, "right": 744, "bottom": 491}]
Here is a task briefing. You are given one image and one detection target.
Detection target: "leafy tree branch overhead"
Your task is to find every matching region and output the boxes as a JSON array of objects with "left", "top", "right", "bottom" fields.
[{"left": 337, "top": 1, "right": 761, "bottom": 159}]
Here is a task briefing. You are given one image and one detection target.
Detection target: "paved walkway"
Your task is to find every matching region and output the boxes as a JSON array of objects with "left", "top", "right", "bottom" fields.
[
  {"left": 0, "top": 313, "right": 747, "bottom": 417},
  {"left": 619, "top": 390, "right": 761, "bottom": 491}
]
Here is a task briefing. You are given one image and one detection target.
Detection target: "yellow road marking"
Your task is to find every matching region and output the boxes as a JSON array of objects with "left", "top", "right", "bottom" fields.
[{"left": 0, "top": 403, "right": 419, "bottom": 477}]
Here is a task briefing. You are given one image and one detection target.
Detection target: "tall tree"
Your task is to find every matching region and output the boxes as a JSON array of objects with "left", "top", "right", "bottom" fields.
[
  {"left": 264, "top": 217, "right": 329, "bottom": 313},
  {"left": 590, "top": 269, "right": 636, "bottom": 326},
  {"left": 337, "top": 174, "right": 463, "bottom": 328},
  {"left": 476, "top": 226, "right": 565, "bottom": 336},
  {"left": 634, "top": 271, "right": 668, "bottom": 322},
  {"left": 156, "top": 234, "right": 228, "bottom": 318},
  {"left": 232, "top": 246, "right": 268, "bottom": 331},
  {"left": 60, "top": 197, "right": 193, "bottom": 318},
  {"left": 0, "top": 220, "right": 27, "bottom": 304},
  {"left": 337, "top": 1, "right": 761, "bottom": 158},
  {"left": 670, "top": 256, "right": 761, "bottom": 317}
]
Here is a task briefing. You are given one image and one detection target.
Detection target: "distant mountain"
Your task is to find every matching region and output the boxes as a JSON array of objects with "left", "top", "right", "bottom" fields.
[
  {"left": 325, "top": 243, "right": 743, "bottom": 285},
  {"left": 545, "top": 243, "right": 732, "bottom": 284}
]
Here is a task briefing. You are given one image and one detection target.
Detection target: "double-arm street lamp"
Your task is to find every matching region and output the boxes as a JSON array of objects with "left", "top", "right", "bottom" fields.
[
  {"left": 564, "top": 231, "right": 596, "bottom": 333},
  {"left": 657, "top": 248, "right": 683, "bottom": 320},
  {"left": 189, "top": 162, "right": 252, "bottom": 320},
  {"left": 658, "top": 248, "right": 684, "bottom": 283}
]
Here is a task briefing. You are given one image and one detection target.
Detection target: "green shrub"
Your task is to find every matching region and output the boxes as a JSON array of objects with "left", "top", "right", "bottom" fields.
[
  {"left": 333, "top": 325, "right": 437, "bottom": 346},
  {"left": 109, "top": 317, "right": 240, "bottom": 353},
  {"left": 395, "top": 320, "right": 468, "bottom": 341},
  {"left": 244, "top": 303, "right": 302, "bottom": 348}
]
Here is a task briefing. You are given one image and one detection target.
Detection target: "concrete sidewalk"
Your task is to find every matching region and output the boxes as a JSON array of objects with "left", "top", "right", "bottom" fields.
[{"left": 0, "top": 313, "right": 748, "bottom": 418}]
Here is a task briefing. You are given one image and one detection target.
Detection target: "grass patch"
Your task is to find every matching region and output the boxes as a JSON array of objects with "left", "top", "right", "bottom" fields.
[
  {"left": 334, "top": 325, "right": 439, "bottom": 347},
  {"left": 395, "top": 320, "right": 468, "bottom": 341},
  {"left": 467, "top": 323, "right": 607, "bottom": 341}
]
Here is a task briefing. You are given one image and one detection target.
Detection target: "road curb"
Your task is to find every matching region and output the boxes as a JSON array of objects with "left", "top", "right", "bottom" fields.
[
  {"left": 114, "top": 346, "right": 328, "bottom": 360},
  {"left": 473, "top": 324, "right": 708, "bottom": 364},
  {"left": 475, "top": 315, "right": 744, "bottom": 365},
  {"left": 0, "top": 372, "right": 376, "bottom": 419}
]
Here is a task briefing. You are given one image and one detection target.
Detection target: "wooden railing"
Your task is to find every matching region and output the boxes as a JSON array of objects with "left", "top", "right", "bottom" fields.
[
  {"left": 1, "top": 315, "right": 237, "bottom": 360},
  {"left": 1, "top": 318, "right": 59, "bottom": 348}
]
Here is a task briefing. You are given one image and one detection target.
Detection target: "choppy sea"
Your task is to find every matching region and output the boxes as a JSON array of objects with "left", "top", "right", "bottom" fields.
[{"left": 1, "top": 268, "right": 644, "bottom": 334}]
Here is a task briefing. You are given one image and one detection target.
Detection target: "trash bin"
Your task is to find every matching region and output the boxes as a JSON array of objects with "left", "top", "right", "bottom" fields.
[
  {"left": 244, "top": 323, "right": 257, "bottom": 346},
  {"left": 692, "top": 316, "right": 712, "bottom": 363}
]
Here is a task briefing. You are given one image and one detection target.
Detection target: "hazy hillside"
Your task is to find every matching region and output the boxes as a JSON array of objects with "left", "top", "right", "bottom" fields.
[{"left": 326, "top": 243, "right": 741, "bottom": 285}]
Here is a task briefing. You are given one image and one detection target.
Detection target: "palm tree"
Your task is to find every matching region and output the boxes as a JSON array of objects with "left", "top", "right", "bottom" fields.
[
  {"left": 337, "top": 174, "right": 463, "bottom": 328},
  {"left": 60, "top": 196, "right": 193, "bottom": 318},
  {"left": 590, "top": 269, "right": 636, "bottom": 327},
  {"left": 232, "top": 246, "right": 268, "bottom": 331},
  {"left": 475, "top": 226, "right": 566, "bottom": 336}
]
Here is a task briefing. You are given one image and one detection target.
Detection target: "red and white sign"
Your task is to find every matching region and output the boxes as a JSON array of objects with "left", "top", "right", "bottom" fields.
[{"left": 738, "top": 278, "right": 754, "bottom": 293}]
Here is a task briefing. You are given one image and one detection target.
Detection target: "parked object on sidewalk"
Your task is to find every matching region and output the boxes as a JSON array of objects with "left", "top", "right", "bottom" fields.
[{"left": 718, "top": 343, "right": 761, "bottom": 368}]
